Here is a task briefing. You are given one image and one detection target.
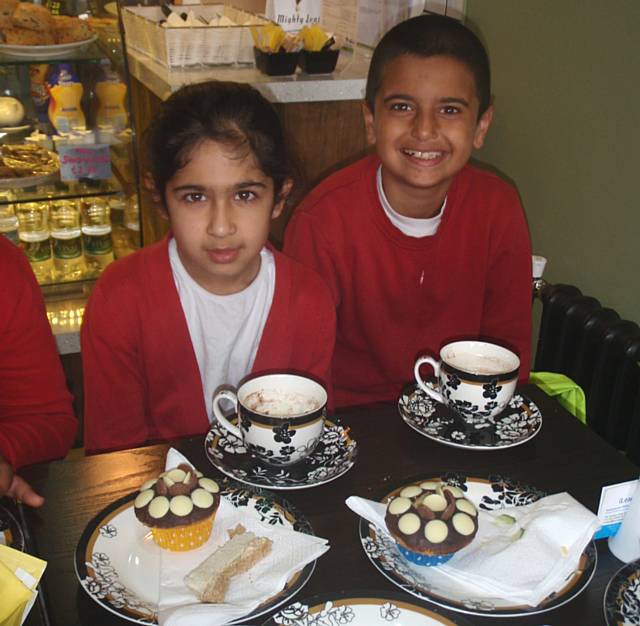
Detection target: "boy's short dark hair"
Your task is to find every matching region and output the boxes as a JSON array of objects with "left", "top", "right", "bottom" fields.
[
  {"left": 145, "top": 80, "right": 294, "bottom": 204},
  {"left": 365, "top": 14, "right": 491, "bottom": 118}
]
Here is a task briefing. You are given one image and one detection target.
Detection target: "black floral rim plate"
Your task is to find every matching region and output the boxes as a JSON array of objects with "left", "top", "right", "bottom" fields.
[
  {"left": 359, "top": 472, "right": 597, "bottom": 618},
  {"left": 604, "top": 558, "right": 640, "bottom": 625},
  {"left": 0, "top": 503, "right": 25, "bottom": 551},
  {"left": 398, "top": 384, "right": 542, "bottom": 450},
  {"left": 75, "top": 480, "right": 316, "bottom": 625},
  {"left": 204, "top": 419, "right": 357, "bottom": 490},
  {"left": 262, "top": 589, "right": 474, "bottom": 625}
]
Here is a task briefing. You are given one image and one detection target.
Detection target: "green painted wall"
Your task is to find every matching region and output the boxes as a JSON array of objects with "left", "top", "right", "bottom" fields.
[{"left": 466, "top": 0, "right": 640, "bottom": 324}]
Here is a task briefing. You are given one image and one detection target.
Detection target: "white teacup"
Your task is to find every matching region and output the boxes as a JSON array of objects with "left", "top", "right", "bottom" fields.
[
  {"left": 212, "top": 373, "right": 327, "bottom": 466},
  {"left": 414, "top": 340, "right": 520, "bottom": 421}
]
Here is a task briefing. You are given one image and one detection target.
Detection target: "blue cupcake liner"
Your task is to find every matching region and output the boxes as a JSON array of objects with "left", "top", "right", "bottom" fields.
[{"left": 397, "top": 543, "right": 454, "bottom": 567}]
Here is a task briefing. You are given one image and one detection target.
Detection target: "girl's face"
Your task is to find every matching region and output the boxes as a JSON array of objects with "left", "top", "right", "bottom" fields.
[{"left": 164, "top": 139, "right": 288, "bottom": 295}]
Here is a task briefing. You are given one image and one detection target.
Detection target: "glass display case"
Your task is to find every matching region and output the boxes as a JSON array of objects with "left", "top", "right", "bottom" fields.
[{"left": 0, "top": 3, "right": 141, "bottom": 299}]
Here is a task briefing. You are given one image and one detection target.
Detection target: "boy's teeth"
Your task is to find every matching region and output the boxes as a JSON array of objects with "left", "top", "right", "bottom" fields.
[{"left": 404, "top": 149, "right": 440, "bottom": 159}]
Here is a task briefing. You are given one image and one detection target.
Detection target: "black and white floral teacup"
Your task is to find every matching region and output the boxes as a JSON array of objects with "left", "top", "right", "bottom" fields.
[
  {"left": 212, "top": 373, "right": 327, "bottom": 466},
  {"left": 414, "top": 340, "right": 520, "bottom": 422}
]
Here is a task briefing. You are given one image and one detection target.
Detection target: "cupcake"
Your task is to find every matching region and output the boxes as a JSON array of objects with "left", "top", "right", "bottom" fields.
[
  {"left": 384, "top": 480, "right": 478, "bottom": 566},
  {"left": 134, "top": 463, "right": 220, "bottom": 552}
]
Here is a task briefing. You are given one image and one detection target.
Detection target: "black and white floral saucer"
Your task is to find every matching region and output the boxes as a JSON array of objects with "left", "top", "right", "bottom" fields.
[
  {"left": 604, "top": 558, "right": 640, "bottom": 625},
  {"left": 204, "top": 420, "right": 357, "bottom": 490},
  {"left": 0, "top": 503, "right": 24, "bottom": 551},
  {"left": 398, "top": 384, "right": 542, "bottom": 450}
]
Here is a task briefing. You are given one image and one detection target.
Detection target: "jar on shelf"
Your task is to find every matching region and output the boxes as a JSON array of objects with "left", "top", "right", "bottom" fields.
[
  {"left": 80, "top": 196, "right": 114, "bottom": 276},
  {"left": 0, "top": 190, "right": 18, "bottom": 245},
  {"left": 15, "top": 202, "right": 53, "bottom": 284},
  {"left": 49, "top": 199, "right": 85, "bottom": 281}
]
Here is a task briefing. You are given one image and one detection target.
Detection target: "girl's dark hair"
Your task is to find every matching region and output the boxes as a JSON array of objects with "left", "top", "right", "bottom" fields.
[
  {"left": 145, "top": 80, "right": 293, "bottom": 203},
  {"left": 365, "top": 14, "right": 491, "bottom": 119}
]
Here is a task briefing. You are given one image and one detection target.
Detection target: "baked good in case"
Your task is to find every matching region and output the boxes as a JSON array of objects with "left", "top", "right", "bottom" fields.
[
  {"left": 10, "top": 2, "right": 53, "bottom": 31},
  {"left": 51, "top": 14, "right": 91, "bottom": 43},
  {"left": 134, "top": 463, "right": 220, "bottom": 552},
  {"left": 385, "top": 480, "right": 479, "bottom": 566},
  {"left": 2, "top": 25, "right": 54, "bottom": 44},
  {"left": 0, "top": 0, "right": 18, "bottom": 29}
]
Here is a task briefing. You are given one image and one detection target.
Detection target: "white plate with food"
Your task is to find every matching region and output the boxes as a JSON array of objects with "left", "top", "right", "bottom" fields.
[
  {"left": 75, "top": 482, "right": 318, "bottom": 625},
  {"left": 360, "top": 472, "right": 597, "bottom": 618},
  {"left": 263, "top": 591, "right": 474, "bottom": 625},
  {"left": 0, "top": 35, "right": 97, "bottom": 58}
]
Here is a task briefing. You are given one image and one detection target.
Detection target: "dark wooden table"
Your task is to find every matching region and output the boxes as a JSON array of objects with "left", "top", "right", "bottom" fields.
[{"left": 14, "top": 385, "right": 640, "bottom": 626}]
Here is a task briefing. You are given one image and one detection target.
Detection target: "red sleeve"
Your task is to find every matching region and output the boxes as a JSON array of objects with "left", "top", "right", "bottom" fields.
[
  {"left": 0, "top": 240, "right": 77, "bottom": 469},
  {"left": 81, "top": 277, "right": 150, "bottom": 453},
  {"left": 480, "top": 189, "right": 533, "bottom": 382}
]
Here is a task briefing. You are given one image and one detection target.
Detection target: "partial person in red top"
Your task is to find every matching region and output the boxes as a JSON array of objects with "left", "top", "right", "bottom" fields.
[
  {"left": 0, "top": 235, "right": 77, "bottom": 506},
  {"left": 284, "top": 14, "right": 532, "bottom": 407},
  {"left": 82, "top": 81, "right": 336, "bottom": 453}
]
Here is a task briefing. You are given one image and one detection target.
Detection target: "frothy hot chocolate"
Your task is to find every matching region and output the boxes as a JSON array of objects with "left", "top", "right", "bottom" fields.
[{"left": 243, "top": 389, "right": 321, "bottom": 417}]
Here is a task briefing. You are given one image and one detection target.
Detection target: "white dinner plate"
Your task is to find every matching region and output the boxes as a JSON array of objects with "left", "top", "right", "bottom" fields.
[
  {"left": 263, "top": 591, "right": 473, "bottom": 625},
  {"left": 75, "top": 482, "right": 316, "bottom": 624},
  {"left": 0, "top": 36, "right": 97, "bottom": 58},
  {"left": 360, "top": 472, "right": 597, "bottom": 618}
]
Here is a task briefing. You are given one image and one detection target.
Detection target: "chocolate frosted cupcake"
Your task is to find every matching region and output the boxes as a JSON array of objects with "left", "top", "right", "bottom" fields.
[
  {"left": 385, "top": 480, "right": 478, "bottom": 566},
  {"left": 134, "top": 463, "right": 220, "bottom": 552}
]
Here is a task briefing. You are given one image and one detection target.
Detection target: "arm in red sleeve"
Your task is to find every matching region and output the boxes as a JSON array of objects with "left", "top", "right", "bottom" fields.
[
  {"left": 0, "top": 240, "right": 77, "bottom": 469},
  {"left": 81, "top": 280, "right": 150, "bottom": 453}
]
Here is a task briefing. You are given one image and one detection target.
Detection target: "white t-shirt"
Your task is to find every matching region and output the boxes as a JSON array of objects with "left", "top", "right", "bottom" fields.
[
  {"left": 169, "top": 238, "right": 275, "bottom": 422},
  {"left": 376, "top": 165, "right": 446, "bottom": 237}
]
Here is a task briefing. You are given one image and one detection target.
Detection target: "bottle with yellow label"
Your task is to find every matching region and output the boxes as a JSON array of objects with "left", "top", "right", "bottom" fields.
[
  {"left": 95, "top": 63, "right": 128, "bottom": 132},
  {"left": 47, "top": 63, "right": 86, "bottom": 133}
]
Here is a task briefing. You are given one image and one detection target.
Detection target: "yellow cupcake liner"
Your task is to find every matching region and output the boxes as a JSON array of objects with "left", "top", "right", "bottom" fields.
[{"left": 151, "top": 513, "right": 215, "bottom": 552}]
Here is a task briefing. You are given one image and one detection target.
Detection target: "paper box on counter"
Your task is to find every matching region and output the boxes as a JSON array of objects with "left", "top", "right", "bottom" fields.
[{"left": 121, "top": 4, "right": 270, "bottom": 67}]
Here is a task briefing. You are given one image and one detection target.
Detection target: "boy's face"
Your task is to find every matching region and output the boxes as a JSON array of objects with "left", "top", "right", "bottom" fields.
[
  {"left": 163, "top": 139, "right": 287, "bottom": 295},
  {"left": 363, "top": 54, "right": 493, "bottom": 216}
]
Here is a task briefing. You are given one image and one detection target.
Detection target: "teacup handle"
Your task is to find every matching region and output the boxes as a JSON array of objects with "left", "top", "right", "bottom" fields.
[
  {"left": 414, "top": 356, "right": 446, "bottom": 405},
  {"left": 212, "top": 388, "right": 242, "bottom": 439}
]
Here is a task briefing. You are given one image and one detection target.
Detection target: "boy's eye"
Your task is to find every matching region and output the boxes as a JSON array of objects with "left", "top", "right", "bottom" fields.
[
  {"left": 441, "top": 105, "right": 461, "bottom": 115},
  {"left": 235, "top": 190, "right": 257, "bottom": 202},
  {"left": 183, "top": 191, "right": 205, "bottom": 203},
  {"left": 390, "top": 102, "right": 412, "bottom": 112}
]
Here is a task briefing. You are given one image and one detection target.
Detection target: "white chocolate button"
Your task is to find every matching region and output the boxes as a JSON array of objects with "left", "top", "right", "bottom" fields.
[
  {"left": 398, "top": 513, "right": 420, "bottom": 535},
  {"left": 166, "top": 468, "right": 186, "bottom": 483},
  {"left": 183, "top": 471, "right": 191, "bottom": 484},
  {"left": 192, "top": 488, "right": 214, "bottom": 509},
  {"left": 399, "top": 485, "right": 422, "bottom": 498},
  {"left": 196, "top": 470, "right": 203, "bottom": 478},
  {"left": 140, "top": 478, "right": 157, "bottom": 491},
  {"left": 388, "top": 497, "right": 411, "bottom": 515},
  {"left": 443, "top": 485, "right": 464, "bottom": 498},
  {"left": 419, "top": 481, "right": 440, "bottom": 491},
  {"left": 424, "top": 519, "right": 449, "bottom": 543},
  {"left": 170, "top": 495, "right": 193, "bottom": 517},
  {"left": 199, "top": 478, "right": 220, "bottom": 493},
  {"left": 422, "top": 493, "right": 447, "bottom": 512},
  {"left": 452, "top": 512, "right": 475, "bottom": 536},
  {"left": 134, "top": 489, "right": 154, "bottom": 509},
  {"left": 163, "top": 476, "right": 175, "bottom": 487},
  {"left": 148, "top": 496, "right": 170, "bottom": 519},
  {"left": 456, "top": 499, "right": 477, "bottom": 517}
]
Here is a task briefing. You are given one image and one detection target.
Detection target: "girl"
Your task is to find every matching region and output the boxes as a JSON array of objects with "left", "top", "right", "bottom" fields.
[{"left": 82, "top": 81, "right": 336, "bottom": 453}]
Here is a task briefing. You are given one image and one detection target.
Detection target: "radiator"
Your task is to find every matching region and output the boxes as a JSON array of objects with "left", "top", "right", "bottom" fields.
[{"left": 535, "top": 284, "right": 640, "bottom": 464}]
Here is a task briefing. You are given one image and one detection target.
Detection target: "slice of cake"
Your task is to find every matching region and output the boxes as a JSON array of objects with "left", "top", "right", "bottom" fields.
[{"left": 184, "top": 524, "right": 272, "bottom": 603}]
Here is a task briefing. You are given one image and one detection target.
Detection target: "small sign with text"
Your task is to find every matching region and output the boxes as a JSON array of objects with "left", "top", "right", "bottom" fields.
[{"left": 58, "top": 144, "right": 112, "bottom": 181}]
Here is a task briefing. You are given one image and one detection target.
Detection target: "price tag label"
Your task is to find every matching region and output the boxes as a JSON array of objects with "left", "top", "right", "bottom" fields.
[
  {"left": 58, "top": 144, "right": 112, "bottom": 181},
  {"left": 594, "top": 478, "right": 638, "bottom": 539}
]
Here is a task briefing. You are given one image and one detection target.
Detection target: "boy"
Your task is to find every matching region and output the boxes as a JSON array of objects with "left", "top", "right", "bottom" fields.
[{"left": 284, "top": 14, "right": 532, "bottom": 407}]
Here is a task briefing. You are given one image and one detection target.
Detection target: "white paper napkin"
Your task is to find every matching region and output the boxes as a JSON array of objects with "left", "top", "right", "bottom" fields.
[
  {"left": 157, "top": 449, "right": 330, "bottom": 626},
  {"left": 346, "top": 491, "right": 600, "bottom": 607}
]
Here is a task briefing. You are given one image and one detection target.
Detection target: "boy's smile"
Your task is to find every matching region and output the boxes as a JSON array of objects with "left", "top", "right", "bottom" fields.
[
  {"left": 363, "top": 54, "right": 493, "bottom": 218},
  {"left": 164, "top": 139, "right": 286, "bottom": 295}
]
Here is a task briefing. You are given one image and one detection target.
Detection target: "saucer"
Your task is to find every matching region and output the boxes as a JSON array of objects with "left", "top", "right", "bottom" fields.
[
  {"left": 360, "top": 472, "right": 597, "bottom": 618},
  {"left": 398, "top": 384, "right": 542, "bottom": 450},
  {"left": 604, "top": 558, "right": 640, "bottom": 625},
  {"left": 204, "top": 419, "right": 357, "bottom": 490}
]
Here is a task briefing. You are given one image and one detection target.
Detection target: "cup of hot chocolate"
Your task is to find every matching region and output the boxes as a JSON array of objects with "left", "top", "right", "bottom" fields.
[
  {"left": 414, "top": 340, "right": 520, "bottom": 421},
  {"left": 212, "top": 373, "right": 327, "bottom": 466}
]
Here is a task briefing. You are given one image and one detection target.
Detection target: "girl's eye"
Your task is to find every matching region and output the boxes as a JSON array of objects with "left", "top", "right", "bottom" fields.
[
  {"left": 390, "top": 102, "right": 412, "bottom": 112},
  {"left": 441, "top": 105, "right": 461, "bottom": 115},
  {"left": 183, "top": 192, "right": 205, "bottom": 203},
  {"left": 235, "top": 190, "right": 257, "bottom": 202}
]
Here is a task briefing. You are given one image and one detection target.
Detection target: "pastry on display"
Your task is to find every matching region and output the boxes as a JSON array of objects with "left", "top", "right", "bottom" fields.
[
  {"left": 0, "top": 2, "right": 93, "bottom": 45},
  {"left": 134, "top": 464, "right": 221, "bottom": 552},
  {"left": 384, "top": 480, "right": 479, "bottom": 566},
  {"left": 0, "top": 144, "right": 59, "bottom": 178},
  {"left": 185, "top": 524, "right": 272, "bottom": 602}
]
